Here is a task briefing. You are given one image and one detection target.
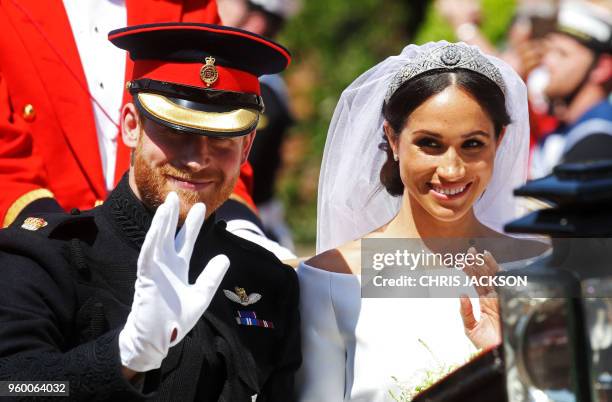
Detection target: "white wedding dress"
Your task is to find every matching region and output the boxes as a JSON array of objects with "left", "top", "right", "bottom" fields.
[
  {"left": 296, "top": 256, "right": 542, "bottom": 402},
  {"left": 299, "top": 42, "right": 538, "bottom": 402},
  {"left": 296, "top": 262, "right": 478, "bottom": 402}
]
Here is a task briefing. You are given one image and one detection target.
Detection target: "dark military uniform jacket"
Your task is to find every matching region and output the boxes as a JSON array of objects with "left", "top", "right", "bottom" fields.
[{"left": 0, "top": 177, "right": 300, "bottom": 401}]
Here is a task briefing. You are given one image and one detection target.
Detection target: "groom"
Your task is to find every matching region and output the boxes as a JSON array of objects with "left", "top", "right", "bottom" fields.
[{"left": 0, "top": 24, "right": 300, "bottom": 400}]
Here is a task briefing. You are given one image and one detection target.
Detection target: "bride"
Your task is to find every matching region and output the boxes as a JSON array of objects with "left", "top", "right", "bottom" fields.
[{"left": 296, "top": 42, "right": 548, "bottom": 401}]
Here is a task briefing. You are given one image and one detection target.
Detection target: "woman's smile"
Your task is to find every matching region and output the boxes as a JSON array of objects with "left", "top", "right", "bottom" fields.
[{"left": 427, "top": 181, "right": 473, "bottom": 201}]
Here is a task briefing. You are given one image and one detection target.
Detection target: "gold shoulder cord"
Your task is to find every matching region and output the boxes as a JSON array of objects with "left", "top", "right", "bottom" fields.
[
  {"left": 229, "top": 193, "right": 259, "bottom": 216},
  {"left": 3, "top": 189, "right": 55, "bottom": 228}
]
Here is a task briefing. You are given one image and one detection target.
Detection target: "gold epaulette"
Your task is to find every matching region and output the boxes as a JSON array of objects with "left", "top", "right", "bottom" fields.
[
  {"left": 3, "top": 188, "right": 55, "bottom": 228},
  {"left": 229, "top": 193, "right": 259, "bottom": 216}
]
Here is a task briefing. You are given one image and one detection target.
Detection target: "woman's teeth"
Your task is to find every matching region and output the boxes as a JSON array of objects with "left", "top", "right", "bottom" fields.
[{"left": 432, "top": 184, "right": 467, "bottom": 196}]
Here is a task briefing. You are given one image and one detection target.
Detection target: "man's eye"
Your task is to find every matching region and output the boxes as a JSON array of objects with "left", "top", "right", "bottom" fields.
[
  {"left": 416, "top": 138, "right": 440, "bottom": 148},
  {"left": 462, "top": 139, "right": 484, "bottom": 149},
  {"left": 210, "top": 136, "right": 233, "bottom": 144}
]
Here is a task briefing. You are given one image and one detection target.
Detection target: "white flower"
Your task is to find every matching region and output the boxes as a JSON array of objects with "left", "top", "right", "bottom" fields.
[{"left": 388, "top": 339, "right": 481, "bottom": 402}]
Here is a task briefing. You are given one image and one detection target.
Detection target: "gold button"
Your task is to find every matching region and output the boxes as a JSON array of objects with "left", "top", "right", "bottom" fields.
[
  {"left": 94, "top": 199, "right": 104, "bottom": 207},
  {"left": 22, "top": 104, "right": 36, "bottom": 122}
]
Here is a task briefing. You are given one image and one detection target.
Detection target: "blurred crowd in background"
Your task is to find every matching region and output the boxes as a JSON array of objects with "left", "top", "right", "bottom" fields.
[
  {"left": 1, "top": 0, "right": 610, "bottom": 255},
  {"left": 226, "top": 0, "right": 612, "bottom": 254}
]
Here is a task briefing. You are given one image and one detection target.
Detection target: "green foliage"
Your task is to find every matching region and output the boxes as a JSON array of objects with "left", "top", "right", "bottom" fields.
[
  {"left": 280, "top": 0, "right": 416, "bottom": 151},
  {"left": 277, "top": 0, "right": 515, "bottom": 248},
  {"left": 415, "top": 0, "right": 516, "bottom": 44}
]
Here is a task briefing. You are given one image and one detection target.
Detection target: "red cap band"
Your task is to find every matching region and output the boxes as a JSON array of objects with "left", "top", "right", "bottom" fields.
[{"left": 133, "top": 60, "right": 261, "bottom": 95}]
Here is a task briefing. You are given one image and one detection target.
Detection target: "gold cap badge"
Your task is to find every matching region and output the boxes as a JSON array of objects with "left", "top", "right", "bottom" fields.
[
  {"left": 200, "top": 56, "right": 219, "bottom": 87},
  {"left": 21, "top": 217, "right": 48, "bottom": 231}
]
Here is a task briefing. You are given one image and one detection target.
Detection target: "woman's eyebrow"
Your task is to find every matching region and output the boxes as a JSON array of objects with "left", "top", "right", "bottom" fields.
[
  {"left": 412, "top": 130, "right": 442, "bottom": 138},
  {"left": 412, "top": 130, "right": 491, "bottom": 138},
  {"left": 461, "top": 131, "right": 491, "bottom": 138}
]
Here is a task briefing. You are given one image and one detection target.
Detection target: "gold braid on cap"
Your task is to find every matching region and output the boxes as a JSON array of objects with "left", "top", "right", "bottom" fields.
[{"left": 384, "top": 43, "right": 506, "bottom": 103}]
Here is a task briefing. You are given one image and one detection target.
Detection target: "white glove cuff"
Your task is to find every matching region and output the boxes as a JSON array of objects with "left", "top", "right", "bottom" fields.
[{"left": 118, "top": 321, "right": 169, "bottom": 373}]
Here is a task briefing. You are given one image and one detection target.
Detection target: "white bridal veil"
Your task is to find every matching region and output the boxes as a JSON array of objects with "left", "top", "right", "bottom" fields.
[{"left": 316, "top": 41, "right": 531, "bottom": 253}]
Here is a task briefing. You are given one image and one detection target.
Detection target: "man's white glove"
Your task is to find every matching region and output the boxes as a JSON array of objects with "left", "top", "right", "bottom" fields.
[{"left": 119, "top": 192, "right": 230, "bottom": 372}]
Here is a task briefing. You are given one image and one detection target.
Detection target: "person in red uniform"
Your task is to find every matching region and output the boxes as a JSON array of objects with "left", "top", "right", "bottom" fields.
[{"left": 0, "top": 0, "right": 258, "bottom": 229}]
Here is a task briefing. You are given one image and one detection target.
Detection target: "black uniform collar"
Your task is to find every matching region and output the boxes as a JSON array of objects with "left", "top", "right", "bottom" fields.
[{"left": 103, "top": 174, "right": 216, "bottom": 250}]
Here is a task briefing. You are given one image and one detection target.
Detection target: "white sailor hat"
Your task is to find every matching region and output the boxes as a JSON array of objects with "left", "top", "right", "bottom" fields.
[{"left": 557, "top": 0, "right": 612, "bottom": 53}]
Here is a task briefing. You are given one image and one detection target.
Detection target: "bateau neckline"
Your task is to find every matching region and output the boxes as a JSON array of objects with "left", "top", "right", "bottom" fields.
[
  {"left": 299, "top": 261, "right": 362, "bottom": 277},
  {"left": 298, "top": 250, "right": 550, "bottom": 278}
]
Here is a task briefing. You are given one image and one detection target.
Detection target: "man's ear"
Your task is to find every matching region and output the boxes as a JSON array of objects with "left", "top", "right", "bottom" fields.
[
  {"left": 122, "top": 103, "right": 141, "bottom": 149},
  {"left": 383, "top": 121, "right": 399, "bottom": 156},
  {"left": 240, "top": 130, "right": 257, "bottom": 165},
  {"left": 590, "top": 54, "right": 612, "bottom": 85}
]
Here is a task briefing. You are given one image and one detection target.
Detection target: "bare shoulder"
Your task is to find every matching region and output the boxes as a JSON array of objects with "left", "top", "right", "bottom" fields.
[{"left": 304, "top": 239, "right": 362, "bottom": 274}]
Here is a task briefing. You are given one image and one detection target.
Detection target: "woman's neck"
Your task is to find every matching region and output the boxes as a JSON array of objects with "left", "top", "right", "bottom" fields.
[{"left": 383, "top": 193, "right": 487, "bottom": 239}]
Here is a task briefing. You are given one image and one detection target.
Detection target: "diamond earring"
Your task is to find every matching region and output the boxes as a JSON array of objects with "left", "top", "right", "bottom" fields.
[{"left": 393, "top": 154, "right": 399, "bottom": 162}]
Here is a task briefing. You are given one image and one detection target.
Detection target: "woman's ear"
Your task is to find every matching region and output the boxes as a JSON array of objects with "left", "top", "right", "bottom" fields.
[
  {"left": 495, "top": 126, "right": 507, "bottom": 151},
  {"left": 122, "top": 103, "right": 141, "bottom": 149},
  {"left": 383, "top": 121, "right": 399, "bottom": 156}
]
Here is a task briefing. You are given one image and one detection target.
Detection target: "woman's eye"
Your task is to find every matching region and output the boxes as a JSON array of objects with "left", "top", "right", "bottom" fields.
[
  {"left": 462, "top": 139, "right": 484, "bottom": 149},
  {"left": 416, "top": 138, "right": 440, "bottom": 148}
]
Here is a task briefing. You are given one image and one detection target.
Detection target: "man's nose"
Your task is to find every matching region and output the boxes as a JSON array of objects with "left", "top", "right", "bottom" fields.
[
  {"left": 541, "top": 53, "right": 554, "bottom": 69},
  {"left": 436, "top": 147, "right": 466, "bottom": 181},
  {"left": 178, "top": 136, "right": 211, "bottom": 172}
]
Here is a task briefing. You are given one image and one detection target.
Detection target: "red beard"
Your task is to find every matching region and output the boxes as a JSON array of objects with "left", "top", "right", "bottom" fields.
[{"left": 133, "top": 140, "right": 237, "bottom": 223}]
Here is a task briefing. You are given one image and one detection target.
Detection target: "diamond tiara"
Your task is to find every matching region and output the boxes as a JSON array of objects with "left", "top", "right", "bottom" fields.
[{"left": 384, "top": 43, "right": 506, "bottom": 103}]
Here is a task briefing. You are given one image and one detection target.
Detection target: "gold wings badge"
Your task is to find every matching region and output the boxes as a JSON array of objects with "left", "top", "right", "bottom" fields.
[{"left": 223, "top": 286, "right": 262, "bottom": 306}]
